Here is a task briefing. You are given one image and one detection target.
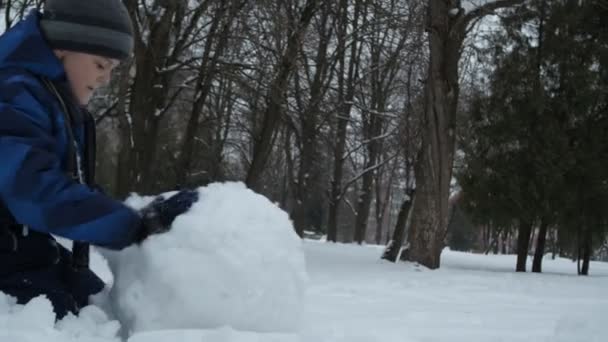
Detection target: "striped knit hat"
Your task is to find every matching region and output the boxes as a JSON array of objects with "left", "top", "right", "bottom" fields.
[{"left": 40, "top": 0, "right": 134, "bottom": 60}]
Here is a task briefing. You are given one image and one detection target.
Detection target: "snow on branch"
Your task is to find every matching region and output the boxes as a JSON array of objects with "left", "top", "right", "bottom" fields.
[{"left": 463, "top": 0, "right": 527, "bottom": 26}]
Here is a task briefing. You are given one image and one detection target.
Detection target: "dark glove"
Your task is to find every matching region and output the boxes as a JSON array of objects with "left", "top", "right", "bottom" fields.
[{"left": 136, "top": 189, "right": 199, "bottom": 242}]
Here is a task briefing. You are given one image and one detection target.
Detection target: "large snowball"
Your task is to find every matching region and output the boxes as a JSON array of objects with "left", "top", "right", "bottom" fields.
[{"left": 103, "top": 182, "right": 307, "bottom": 335}]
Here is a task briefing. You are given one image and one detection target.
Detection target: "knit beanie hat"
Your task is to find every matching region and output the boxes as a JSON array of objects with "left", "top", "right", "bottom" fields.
[{"left": 40, "top": 0, "right": 134, "bottom": 60}]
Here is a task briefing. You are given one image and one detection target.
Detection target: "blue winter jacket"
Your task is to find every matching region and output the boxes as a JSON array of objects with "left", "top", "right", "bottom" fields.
[{"left": 0, "top": 12, "right": 140, "bottom": 252}]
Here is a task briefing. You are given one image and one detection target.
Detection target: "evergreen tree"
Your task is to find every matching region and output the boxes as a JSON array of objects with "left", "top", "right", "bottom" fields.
[{"left": 457, "top": 0, "right": 608, "bottom": 274}]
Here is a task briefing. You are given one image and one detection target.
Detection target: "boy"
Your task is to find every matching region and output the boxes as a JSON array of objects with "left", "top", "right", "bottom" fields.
[{"left": 0, "top": 0, "right": 198, "bottom": 318}]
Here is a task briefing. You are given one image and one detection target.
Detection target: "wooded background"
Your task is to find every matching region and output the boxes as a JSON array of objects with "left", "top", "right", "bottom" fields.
[{"left": 2, "top": 0, "right": 607, "bottom": 274}]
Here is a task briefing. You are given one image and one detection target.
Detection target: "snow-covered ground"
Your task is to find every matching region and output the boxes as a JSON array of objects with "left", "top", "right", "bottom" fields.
[
  {"left": 1, "top": 183, "right": 607, "bottom": 342},
  {"left": 302, "top": 242, "right": 608, "bottom": 342},
  {"left": 3, "top": 242, "right": 606, "bottom": 342}
]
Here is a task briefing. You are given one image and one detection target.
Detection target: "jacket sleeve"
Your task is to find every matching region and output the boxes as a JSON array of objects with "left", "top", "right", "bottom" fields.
[{"left": 0, "top": 79, "right": 141, "bottom": 250}]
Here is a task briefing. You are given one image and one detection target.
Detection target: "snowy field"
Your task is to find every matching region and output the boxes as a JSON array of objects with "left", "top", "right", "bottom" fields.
[
  {"left": 2, "top": 242, "right": 606, "bottom": 342},
  {"left": 301, "top": 242, "right": 608, "bottom": 342},
  {"left": 1, "top": 183, "right": 607, "bottom": 342}
]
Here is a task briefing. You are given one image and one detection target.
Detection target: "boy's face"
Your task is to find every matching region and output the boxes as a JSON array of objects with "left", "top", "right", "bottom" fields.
[{"left": 54, "top": 50, "right": 119, "bottom": 106}]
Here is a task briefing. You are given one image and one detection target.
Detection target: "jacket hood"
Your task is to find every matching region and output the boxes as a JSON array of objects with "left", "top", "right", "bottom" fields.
[{"left": 0, "top": 10, "right": 66, "bottom": 81}]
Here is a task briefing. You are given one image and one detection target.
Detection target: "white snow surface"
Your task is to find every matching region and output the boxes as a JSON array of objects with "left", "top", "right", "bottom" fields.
[
  {"left": 104, "top": 182, "right": 307, "bottom": 335},
  {"left": 128, "top": 328, "right": 299, "bottom": 342},
  {"left": 301, "top": 243, "right": 608, "bottom": 342},
  {"left": 1, "top": 182, "right": 607, "bottom": 341},
  {"left": 0, "top": 294, "right": 120, "bottom": 342}
]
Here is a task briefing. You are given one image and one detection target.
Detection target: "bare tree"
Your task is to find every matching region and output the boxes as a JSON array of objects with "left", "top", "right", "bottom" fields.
[
  {"left": 287, "top": 1, "right": 336, "bottom": 236},
  {"left": 406, "top": 0, "right": 525, "bottom": 269},
  {"left": 382, "top": 40, "right": 425, "bottom": 261},
  {"left": 116, "top": 0, "right": 212, "bottom": 196},
  {"left": 1, "top": 0, "right": 44, "bottom": 31},
  {"left": 327, "top": 0, "right": 364, "bottom": 242},
  {"left": 374, "top": 150, "right": 399, "bottom": 245},
  {"left": 382, "top": 188, "right": 415, "bottom": 261},
  {"left": 175, "top": 0, "right": 247, "bottom": 187},
  {"left": 353, "top": 0, "right": 419, "bottom": 244},
  {"left": 245, "top": 0, "right": 321, "bottom": 192}
]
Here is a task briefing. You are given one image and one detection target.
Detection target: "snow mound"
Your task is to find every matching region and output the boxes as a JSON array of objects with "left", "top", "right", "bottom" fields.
[
  {"left": 0, "top": 293, "right": 120, "bottom": 342},
  {"left": 104, "top": 182, "right": 307, "bottom": 335}
]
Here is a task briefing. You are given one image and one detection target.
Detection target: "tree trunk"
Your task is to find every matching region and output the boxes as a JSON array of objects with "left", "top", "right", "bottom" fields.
[
  {"left": 516, "top": 219, "right": 533, "bottom": 272},
  {"left": 551, "top": 228, "right": 558, "bottom": 260},
  {"left": 327, "top": 0, "right": 361, "bottom": 242},
  {"left": 405, "top": 0, "right": 462, "bottom": 269},
  {"left": 291, "top": 134, "right": 318, "bottom": 237},
  {"left": 532, "top": 218, "right": 549, "bottom": 273},
  {"left": 290, "top": 121, "right": 320, "bottom": 237},
  {"left": 327, "top": 118, "right": 347, "bottom": 242},
  {"left": 114, "top": 58, "right": 136, "bottom": 198},
  {"left": 375, "top": 165, "right": 394, "bottom": 245},
  {"left": 354, "top": 167, "right": 375, "bottom": 244},
  {"left": 291, "top": 4, "right": 332, "bottom": 236},
  {"left": 354, "top": 99, "right": 384, "bottom": 244},
  {"left": 245, "top": 0, "right": 320, "bottom": 192},
  {"left": 528, "top": 228, "right": 536, "bottom": 256},
  {"left": 492, "top": 233, "right": 499, "bottom": 254},
  {"left": 485, "top": 227, "right": 501, "bottom": 255},
  {"left": 405, "top": 0, "right": 525, "bottom": 270},
  {"left": 577, "top": 227, "right": 581, "bottom": 273},
  {"left": 374, "top": 183, "right": 384, "bottom": 245},
  {"left": 382, "top": 190, "right": 415, "bottom": 262},
  {"left": 580, "top": 228, "right": 592, "bottom": 276}
]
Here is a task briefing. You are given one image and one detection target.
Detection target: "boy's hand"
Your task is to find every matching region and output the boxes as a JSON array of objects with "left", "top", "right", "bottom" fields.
[{"left": 137, "top": 189, "right": 199, "bottom": 242}]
